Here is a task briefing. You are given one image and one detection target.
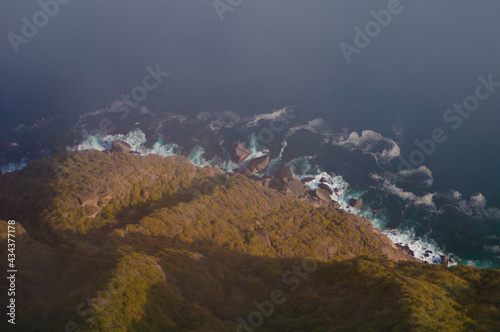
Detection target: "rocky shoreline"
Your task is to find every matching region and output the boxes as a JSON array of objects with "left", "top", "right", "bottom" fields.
[{"left": 109, "top": 140, "right": 433, "bottom": 265}]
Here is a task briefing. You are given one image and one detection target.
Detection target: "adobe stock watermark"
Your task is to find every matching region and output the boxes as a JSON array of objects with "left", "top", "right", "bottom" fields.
[
  {"left": 213, "top": 0, "right": 244, "bottom": 22},
  {"left": 50, "top": 64, "right": 169, "bottom": 181},
  {"left": 397, "top": 74, "right": 500, "bottom": 174},
  {"left": 255, "top": 110, "right": 296, "bottom": 146},
  {"left": 7, "top": 0, "right": 73, "bottom": 55},
  {"left": 340, "top": 0, "right": 411, "bottom": 64},
  {"left": 236, "top": 258, "right": 318, "bottom": 331},
  {"left": 87, "top": 64, "right": 169, "bottom": 137}
]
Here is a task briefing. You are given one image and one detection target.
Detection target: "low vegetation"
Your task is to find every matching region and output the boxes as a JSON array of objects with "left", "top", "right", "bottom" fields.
[{"left": 0, "top": 151, "right": 498, "bottom": 331}]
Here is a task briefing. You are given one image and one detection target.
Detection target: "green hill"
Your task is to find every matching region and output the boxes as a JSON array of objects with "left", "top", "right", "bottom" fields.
[{"left": 0, "top": 151, "right": 498, "bottom": 331}]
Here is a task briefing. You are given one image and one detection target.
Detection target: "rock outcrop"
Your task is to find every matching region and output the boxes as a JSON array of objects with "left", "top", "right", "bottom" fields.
[
  {"left": 230, "top": 143, "right": 252, "bottom": 163},
  {"left": 314, "top": 188, "right": 333, "bottom": 203},
  {"left": 301, "top": 177, "right": 315, "bottom": 184},
  {"left": 282, "top": 179, "right": 306, "bottom": 198},
  {"left": 318, "top": 183, "right": 333, "bottom": 195},
  {"left": 111, "top": 140, "right": 131, "bottom": 154},
  {"left": 275, "top": 166, "right": 294, "bottom": 182},
  {"left": 247, "top": 155, "right": 269, "bottom": 173}
]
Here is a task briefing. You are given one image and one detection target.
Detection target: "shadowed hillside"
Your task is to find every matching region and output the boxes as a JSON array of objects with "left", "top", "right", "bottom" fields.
[{"left": 0, "top": 151, "right": 499, "bottom": 331}]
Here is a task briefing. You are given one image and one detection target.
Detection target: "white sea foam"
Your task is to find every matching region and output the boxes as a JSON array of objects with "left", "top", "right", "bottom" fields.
[
  {"left": 287, "top": 118, "right": 329, "bottom": 136},
  {"left": 246, "top": 107, "right": 292, "bottom": 127},
  {"left": 292, "top": 157, "right": 450, "bottom": 264},
  {"left": 371, "top": 174, "right": 436, "bottom": 209},
  {"left": 385, "top": 228, "right": 449, "bottom": 265},
  {"left": 187, "top": 145, "right": 239, "bottom": 172},
  {"left": 485, "top": 245, "right": 500, "bottom": 255},
  {"left": 196, "top": 110, "right": 241, "bottom": 133},
  {"left": 332, "top": 130, "right": 401, "bottom": 164},
  {"left": 69, "top": 129, "right": 179, "bottom": 158},
  {"left": 397, "top": 166, "right": 434, "bottom": 186},
  {"left": 0, "top": 157, "right": 30, "bottom": 174},
  {"left": 456, "top": 193, "right": 500, "bottom": 220}
]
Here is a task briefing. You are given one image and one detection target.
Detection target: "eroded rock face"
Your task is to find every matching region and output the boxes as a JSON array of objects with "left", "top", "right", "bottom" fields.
[
  {"left": 111, "top": 141, "right": 131, "bottom": 154},
  {"left": 230, "top": 143, "right": 252, "bottom": 163},
  {"left": 248, "top": 155, "right": 269, "bottom": 173}
]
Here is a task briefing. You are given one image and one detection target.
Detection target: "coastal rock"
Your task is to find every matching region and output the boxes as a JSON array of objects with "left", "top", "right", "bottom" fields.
[
  {"left": 331, "top": 200, "right": 341, "bottom": 209},
  {"left": 240, "top": 169, "right": 253, "bottom": 178},
  {"left": 440, "top": 255, "right": 449, "bottom": 268},
  {"left": 349, "top": 198, "right": 363, "bottom": 208},
  {"left": 282, "top": 179, "right": 306, "bottom": 198},
  {"left": 397, "top": 244, "right": 415, "bottom": 257},
  {"left": 318, "top": 183, "right": 333, "bottom": 195},
  {"left": 261, "top": 178, "right": 272, "bottom": 188},
  {"left": 111, "top": 140, "right": 131, "bottom": 154},
  {"left": 320, "top": 177, "right": 329, "bottom": 183},
  {"left": 301, "top": 177, "right": 315, "bottom": 184},
  {"left": 314, "top": 188, "right": 332, "bottom": 203},
  {"left": 248, "top": 155, "right": 269, "bottom": 173},
  {"left": 275, "top": 166, "right": 294, "bottom": 182},
  {"left": 230, "top": 143, "right": 252, "bottom": 163}
]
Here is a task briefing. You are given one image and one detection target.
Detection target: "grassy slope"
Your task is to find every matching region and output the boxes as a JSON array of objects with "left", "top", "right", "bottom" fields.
[{"left": 0, "top": 151, "right": 498, "bottom": 331}]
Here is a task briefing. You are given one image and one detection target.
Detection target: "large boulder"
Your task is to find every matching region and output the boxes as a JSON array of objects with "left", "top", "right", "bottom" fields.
[
  {"left": 248, "top": 155, "right": 269, "bottom": 173},
  {"left": 314, "top": 188, "right": 332, "bottom": 203},
  {"left": 111, "top": 140, "right": 131, "bottom": 154},
  {"left": 301, "top": 177, "right": 315, "bottom": 184},
  {"left": 275, "top": 166, "right": 294, "bottom": 182},
  {"left": 282, "top": 179, "right": 306, "bottom": 198},
  {"left": 231, "top": 143, "right": 252, "bottom": 163},
  {"left": 318, "top": 183, "right": 333, "bottom": 195},
  {"left": 349, "top": 198, "right": 363, "bottom": 208}
]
